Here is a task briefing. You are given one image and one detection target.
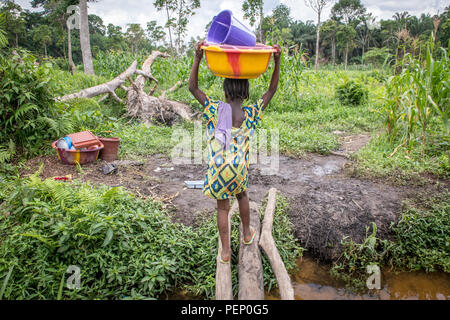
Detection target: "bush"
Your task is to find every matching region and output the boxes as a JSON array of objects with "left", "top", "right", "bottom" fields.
[
  {"left": 330, "top": 194, "right": 450, "bottom": 291},
  {"left": 0, "top": 50, "right": 71, "bottom": 161},
  {"left": 0, "top": 175, "right": 302, "bottom": 299},
  {"left": 335, "top": 80, "right": 368, "bottom": 106}
]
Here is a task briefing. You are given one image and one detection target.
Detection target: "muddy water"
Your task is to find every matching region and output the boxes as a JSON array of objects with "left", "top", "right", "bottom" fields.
[{"left": 266, "top": 255, "right": 450, "bottom": 300}]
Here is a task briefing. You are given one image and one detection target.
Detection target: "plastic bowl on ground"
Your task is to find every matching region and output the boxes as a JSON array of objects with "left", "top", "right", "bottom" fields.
[
  {"left": 52, "top": 140, "right": 104, "bottom": 165},
  {"left": 207, "top": 10, "right": 256, "bottom": 47},
  {"left": 201, "top": 43, "right": 276, "bottom": 79}
]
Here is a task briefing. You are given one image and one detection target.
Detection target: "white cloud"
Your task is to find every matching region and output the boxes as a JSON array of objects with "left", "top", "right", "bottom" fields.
[{"left": 14, "top": 0, "right": 446, "bottom": 40}]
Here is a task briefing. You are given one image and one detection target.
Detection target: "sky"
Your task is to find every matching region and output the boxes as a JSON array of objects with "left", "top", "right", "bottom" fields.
[{"left": 14, "top": 0, "right": 448, "bottom": 40}]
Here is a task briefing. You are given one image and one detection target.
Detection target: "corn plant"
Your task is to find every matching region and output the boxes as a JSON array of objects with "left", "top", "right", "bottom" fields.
[{"left": 374, "top": 33, "right": 449, "bottom": 151}]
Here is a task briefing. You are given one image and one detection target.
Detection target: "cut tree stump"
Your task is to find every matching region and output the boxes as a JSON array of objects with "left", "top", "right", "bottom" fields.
[
  {"left": 238, "top": 201, "right": 265, "bottom": 300},
  {"left": 215, "top": 200, "right": 238, "bottom": 300},
  {"left": 259, "top": 188, "right": 295, "bottom": 300}
]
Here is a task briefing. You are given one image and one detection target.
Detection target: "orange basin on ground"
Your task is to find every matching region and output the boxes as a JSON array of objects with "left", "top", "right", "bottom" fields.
[{"left": 201, "top": 43, "right": 276, "bottom": 79}]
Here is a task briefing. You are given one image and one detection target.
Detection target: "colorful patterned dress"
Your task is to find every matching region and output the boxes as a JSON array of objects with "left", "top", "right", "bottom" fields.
[{"left": 202, "top": 95, "right": 264, "bottom": 200}]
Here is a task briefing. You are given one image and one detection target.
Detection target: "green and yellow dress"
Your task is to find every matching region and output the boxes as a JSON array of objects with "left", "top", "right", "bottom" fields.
[{"left": 202, "top": 95, "right": 264, "bottom": 200}]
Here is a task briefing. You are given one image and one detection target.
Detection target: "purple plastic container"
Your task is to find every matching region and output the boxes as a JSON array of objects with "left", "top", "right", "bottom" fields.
[{"left": 207, "top": 10, "right": 256, "bottom": 46}]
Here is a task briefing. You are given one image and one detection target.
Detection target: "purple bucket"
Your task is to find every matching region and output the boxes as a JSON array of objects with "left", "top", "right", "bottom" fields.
[{"left": 207, "top": 10, "right": 256, "bottom": 47}]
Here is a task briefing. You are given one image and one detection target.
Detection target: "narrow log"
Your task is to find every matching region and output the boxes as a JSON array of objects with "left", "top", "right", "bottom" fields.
[
  {"left": 215, "top": 201, "right": 238, "bottom": 300},
  {"left": 259, "top": 188, "right": 295, "bottom": 300},
  {"left": 238, "top": 201, "right": 265, "bottom": 300}
]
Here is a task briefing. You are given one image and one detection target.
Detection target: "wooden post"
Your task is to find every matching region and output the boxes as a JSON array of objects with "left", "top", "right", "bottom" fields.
[
  {"left": 215, "top": 201, "right": 238, "bottom": 300},
  {"left": 238, "top": 201, "right": 265, "bottom": 300},
  {"left": 259, "top": 188, "right": 295, "bottom": 300}
]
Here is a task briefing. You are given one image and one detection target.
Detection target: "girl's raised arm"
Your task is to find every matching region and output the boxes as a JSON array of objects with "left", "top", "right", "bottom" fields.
[
  {"left": 261, "top": 44, "right": 282, "bottom": 110},
  {"left": 189, "top": 41, "right": 207, "bottom": 106}
]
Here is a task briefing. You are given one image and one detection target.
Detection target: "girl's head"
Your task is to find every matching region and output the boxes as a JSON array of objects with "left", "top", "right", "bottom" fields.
[{"left": 223, "top": 78, "right": 249, "bottom": 102}]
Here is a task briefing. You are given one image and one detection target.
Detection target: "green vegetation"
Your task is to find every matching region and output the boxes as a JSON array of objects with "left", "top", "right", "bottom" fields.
[
  {"left": 0, "top": 0, "right": 448, "bottom": 300},
  {"left": 0, "top": 50, "right": 72, "bottom": 162},
  {"left": 335, "top": 80, "right": 368, "bottom": 106},
  {"left": 0, "top": 174, "right": 301, "bottom": 299},
  {"left": 330, "top": 194, "right": 450, "bottom": 291}
]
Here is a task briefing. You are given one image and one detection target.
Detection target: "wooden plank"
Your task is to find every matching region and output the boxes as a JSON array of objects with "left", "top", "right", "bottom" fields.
[
  {"left": 238, "top": 201, "right": 265, "bottom": 300},
  {"left": 215, "top": 201, "right": 238, "bottom": 300},
  {"left": 259, "top": 188, "right": 294, "bottom": 300}
]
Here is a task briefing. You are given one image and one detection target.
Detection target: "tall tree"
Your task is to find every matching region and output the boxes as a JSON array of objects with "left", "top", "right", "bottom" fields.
[
  {"left": 31, "top": 0, "right": 78, "bottom": 70},
  {"left": 321, "top": 19, "right": 339, "bottom": 64},
  {"left": 242, "top": 0, "right": 264, "bottom": 42},
  {"left": 125, "top": 23, "right": 146, "bottom": 54},
  {"left": 262, "top": 4, "right": 293, "bottom": 45},
  {"left": 336, "top": 23, "right": 356, "bottom": 67},
  {"left": 147, "top": 20, "right": 166, "bottom": 48},
  {"left": 332, "top": 0, "right": 366, "bottom": 68},
  {"left": 79, "top": 0, "right": 94, "bottom": 74},
  {"left": 305, "top": 0, "right": 334, "bottom": 70},
  {"left": 106, "top": 23, "right": 126, "bottom": 50},
  {"left": 174, "top": 0, "right": 200, "bottom": 53},
  {"left": 356, "top": 12, "right": 377, "bottom": 61},
  {"left": 1, "top": 1, "right": 26, "bottom": 47},
  {"left": 154, "top": 0, "right": 177, "bottom": 54},
  {"left": 32, "top": 24, "right": 52, "bottom": 57}
]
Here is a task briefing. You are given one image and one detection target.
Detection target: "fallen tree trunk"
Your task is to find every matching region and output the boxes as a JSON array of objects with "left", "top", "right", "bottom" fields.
[
  {"left": 238, "top": 201, "right": 265, "bottom": 300},
  {"left": 259, "top": 188, "right": 295, "bottom": 300},
  {"left": 215, "top": 200, "right": 238, "bottom": 300},
  {"left": 59, "top": 61, "right": 138, "bottom": 102},
  {"left": 57, "top": 51, "right": 193, "bottom": 125}
]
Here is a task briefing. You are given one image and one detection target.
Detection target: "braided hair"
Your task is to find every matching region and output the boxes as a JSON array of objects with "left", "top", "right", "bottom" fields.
[{"left": 223, "top": 78, "right": 249, "bottom": 101}]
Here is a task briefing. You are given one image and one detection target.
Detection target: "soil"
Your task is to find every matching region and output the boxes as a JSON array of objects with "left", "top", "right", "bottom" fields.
[{"left": 20, "top": 133, "right": 448, "bottom": 261}]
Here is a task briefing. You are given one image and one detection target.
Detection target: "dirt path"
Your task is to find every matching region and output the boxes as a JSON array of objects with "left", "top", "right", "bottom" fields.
[{"left": 21, "top": 133, "right": 447, "bottom": 261}]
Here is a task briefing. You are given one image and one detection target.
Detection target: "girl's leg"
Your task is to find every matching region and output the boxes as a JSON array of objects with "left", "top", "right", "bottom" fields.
[
  {"left": 217, "top": 198, "right": 231, "bottom": 262},
  {"left": 236, "top": 191, "right": 253, "bottom": 243}
]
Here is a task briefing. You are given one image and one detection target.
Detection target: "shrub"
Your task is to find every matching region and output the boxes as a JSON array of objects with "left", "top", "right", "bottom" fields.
[
  {"left": 330, "top": 194, "right": 450, "bottom": 291},
  {"left": 0, "top": 175, "right": 302, "bottom": 299},
  {"left": 335, "top": 80, "right": 368, "bottom": 106},
  {"left": 0, "top": 50, "right": 72, "bottom": 161}
]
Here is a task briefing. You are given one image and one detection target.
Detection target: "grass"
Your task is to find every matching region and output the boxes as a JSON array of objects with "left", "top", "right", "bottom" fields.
[{"left": 350, "top": 127, "right": 449, "bottom": 184}]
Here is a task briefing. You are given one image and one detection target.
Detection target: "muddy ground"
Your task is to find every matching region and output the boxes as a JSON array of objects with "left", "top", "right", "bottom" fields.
[{"left": 21, "top": 133, "right": 448, "bottom": 261}]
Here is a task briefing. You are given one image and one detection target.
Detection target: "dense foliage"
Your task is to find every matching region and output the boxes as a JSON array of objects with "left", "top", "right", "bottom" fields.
[
  {"left": 335, "top": 80, "right": 368, "bottom": 106},
  {"left": 0, "top": 175, "right": 301, "bottom": 299},
  {"left": 0, "top": 50, "right": 71, "bottom": 162}
]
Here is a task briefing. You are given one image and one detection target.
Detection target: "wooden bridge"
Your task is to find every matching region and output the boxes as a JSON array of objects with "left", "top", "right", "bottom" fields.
[{"left": 215, "top": 188, "right": 294, "bottom": 300}]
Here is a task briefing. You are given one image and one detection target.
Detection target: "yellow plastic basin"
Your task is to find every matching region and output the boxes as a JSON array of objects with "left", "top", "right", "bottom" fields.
[{"left": 201, "top": 43, "right": 276, "bottom": 79}]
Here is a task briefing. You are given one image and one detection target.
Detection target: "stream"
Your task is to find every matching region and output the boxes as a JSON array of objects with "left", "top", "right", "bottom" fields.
[{"left": 265, "top": 255, "right": 450, "bottom": 300}]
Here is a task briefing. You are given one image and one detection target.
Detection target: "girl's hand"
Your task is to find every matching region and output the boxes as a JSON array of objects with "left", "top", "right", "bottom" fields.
[
  {"left": 273, "top": 44, "right": 281, "bottom": 62},
  {"left": 195, "top": 41, "right": 206, "bottom": 61}
]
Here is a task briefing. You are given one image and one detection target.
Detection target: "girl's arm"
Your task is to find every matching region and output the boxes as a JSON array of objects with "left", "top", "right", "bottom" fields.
[
  {"left": 189, "top": 41, "right": 207, "bottom": 106},
  {"left": 261, "top": 44, "right": 282, "bottom": 110}
]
